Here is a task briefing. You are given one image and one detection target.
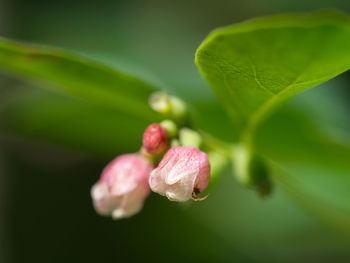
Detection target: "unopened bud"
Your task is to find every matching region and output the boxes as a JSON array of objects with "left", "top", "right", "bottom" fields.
[
  {"left": 179, "top": 128, "right": 202, "bottom": 148},
  {"left": 149, "top": 146, "right": 210, "bottom": 202},
  {"left": 149, "top": 91, "right": 171, "bottom": 114},
  {"left": 168, "top": 96, "right": 187, "bottom": 123},
  {"left": 91, "top": 154, "right": 153, "bottom": 219},
  {"left": 149, "top": 91, "right": 188, "bottom": 125},
  {"left": 142, "top": 123, "right": 168, "bottom": 155},
  {"left": 160, "top": 120, "right": 178, "bottom": 138}
]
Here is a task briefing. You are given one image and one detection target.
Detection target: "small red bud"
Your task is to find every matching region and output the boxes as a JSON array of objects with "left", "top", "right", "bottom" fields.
[{"left": 143, "top": 123, "right": 168, "bottom": 155}]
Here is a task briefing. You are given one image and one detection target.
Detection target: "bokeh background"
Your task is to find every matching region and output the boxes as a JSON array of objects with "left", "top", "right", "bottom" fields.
[{"left": 1, "top": 0, "right": 350, "bottom": 262}]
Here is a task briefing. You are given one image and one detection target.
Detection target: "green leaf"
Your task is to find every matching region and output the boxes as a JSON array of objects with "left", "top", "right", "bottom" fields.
[
  {"left": 195, "top": 10, "right": 350, "bottom": 144},
  {"left": 0, "top": 37, "right": 158, "bottom": 121},
  {"left": 0, "top": 89, "right": 148, "bottom": 157}
]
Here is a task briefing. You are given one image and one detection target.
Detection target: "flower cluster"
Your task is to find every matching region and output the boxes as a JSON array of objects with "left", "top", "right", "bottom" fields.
[{"left": 91, "top": 92, "right": 210, "bottom": 219}]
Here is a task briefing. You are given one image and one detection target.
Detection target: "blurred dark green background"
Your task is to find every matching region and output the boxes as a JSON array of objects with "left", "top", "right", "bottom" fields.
[{"left": 1, "top": 1, "right": 350, "bottom": 262}]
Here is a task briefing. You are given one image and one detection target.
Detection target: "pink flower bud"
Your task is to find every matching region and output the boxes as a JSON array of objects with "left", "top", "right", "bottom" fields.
[
  {"left": 91, "top": 154, "right": 153, "bottom": 219},
  {"left": 142, "top": 123, "right": 168, "bottom": 155},
  {"left": 149, "top": 146, "right": 210, "bottom": 202}
]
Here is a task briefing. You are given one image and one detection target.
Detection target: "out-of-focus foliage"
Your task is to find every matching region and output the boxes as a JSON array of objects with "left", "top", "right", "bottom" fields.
[
  {"left": 0, "top": 37, "right": 158, "bottom": 120},
  {"left": 1, "top": 90, "right": 149, "bottom": 156},
  {"left": 260, "top": 107, "right": 350, "bottom": 234}
]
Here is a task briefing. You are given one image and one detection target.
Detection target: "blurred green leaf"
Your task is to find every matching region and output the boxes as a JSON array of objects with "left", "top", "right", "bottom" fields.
[
  {"left": 195, "top": 10, "right": 350, "bottom": 141},
  {"left": 1, "top": 89, "right": 149, "bottom": 157},
  {"left": 1, "top": 87, "right": 238, "bottom": 157},
  {"left": 0, "top": 37, "right": 159, "bottom": 121},
  {"left": 256, "top": 105, "right": 350, "bottom": 234}
]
